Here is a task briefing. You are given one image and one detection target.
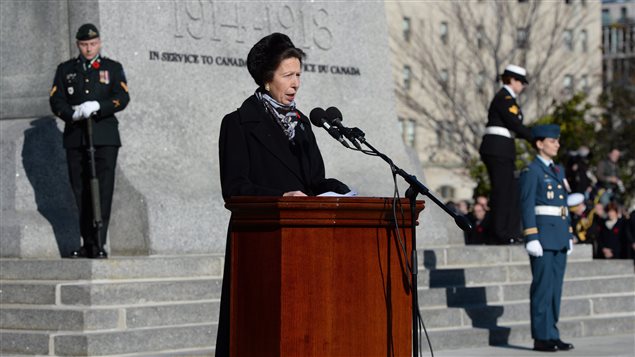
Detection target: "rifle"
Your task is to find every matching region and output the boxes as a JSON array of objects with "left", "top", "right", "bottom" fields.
[{"left": 86, "top": 114, "right": 105, "bottom": 256}]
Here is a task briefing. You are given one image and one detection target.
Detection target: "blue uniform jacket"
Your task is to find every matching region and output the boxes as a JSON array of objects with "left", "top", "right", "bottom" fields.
[{"left": 520, "top": 157, "right": 573, "bottom": 250}]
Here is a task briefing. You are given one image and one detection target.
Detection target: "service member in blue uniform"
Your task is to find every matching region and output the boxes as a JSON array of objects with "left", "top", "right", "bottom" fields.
[
  {"left": 49, "top": 24, "right": 130, "bottom": 258},
  {"left": 480, "top": 65, "right": 534, "bottom": 245},
  {"left": 520, "top": 124, "right": 575, "bottom": 352}
]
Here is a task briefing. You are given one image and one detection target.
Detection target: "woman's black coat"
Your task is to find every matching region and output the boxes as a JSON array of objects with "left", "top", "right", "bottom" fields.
[{"left": 219, "top": 94, "right": 348, "bottom": 200}]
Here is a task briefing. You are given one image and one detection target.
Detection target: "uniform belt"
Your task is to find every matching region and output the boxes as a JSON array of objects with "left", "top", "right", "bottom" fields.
[
  {"left": 535, "top": 205, "right": 568, "bottom": 217},
  {"left": 484, "top": 126, "right": 513, "bottom": 138}
]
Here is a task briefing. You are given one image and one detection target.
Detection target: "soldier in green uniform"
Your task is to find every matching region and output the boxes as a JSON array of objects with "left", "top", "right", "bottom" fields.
[
  {"left": 520, "top": 124, "right": 575, "bottom": 352},
  {"left": 49, "top": 24, "right": 130, "bottom": 258}
]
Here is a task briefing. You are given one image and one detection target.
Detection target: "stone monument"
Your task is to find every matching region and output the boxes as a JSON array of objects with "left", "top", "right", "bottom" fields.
[{"left": 1, "top": 0, "right": 461, "bottom": 257}]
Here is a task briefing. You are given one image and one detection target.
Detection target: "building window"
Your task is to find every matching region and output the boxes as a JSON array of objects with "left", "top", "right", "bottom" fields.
[
  {"left": 563, "top": 74, "right": 574, "bottom": 94},
  {"left": 602, "top": 9, "right": 611, "bottom": 25},
  {"left": 621, "top": 6, "right": 628, "bottom": 20},
  {"left": 564, "top": 29, "right": 574, "bottom": 51},
  {"left": 517, "top": 27, "right": 528, "bottom": 49},
  {"left": 476, "top": 71, "right": 486, "bottom": 94},
  {"left": 439, "top": 185, "right": 456, "bottom": 200},
  {"left": 436, "top": 121, "right": 451, "bottom": 148},
  {"left": 403, "top": 17, "right": 411, "bottom": 42},
  {"left": 403, "top": 65, "right": 412, "bottom": 90},
  {"left": 440, "top": 21, "right": 449, "bottom": 45},
  {"left": 405, "top": 119, "right": 416, "bottom": 147},
  {"left": 580, "top": 74, "right": 589, "bottom": 93},
  {"left": 439, "top": 68, "right": 449, "bottom": 88},
  {"left": 580, "top": 29, "right": 588, "bottom": 52},
  {"left": 476, "top": 25, "right": 484, "bottom": 49},
  {"left": 565, "top": 0, "right": 572, "bottom": 4},
  {"left": 398, "top": 117, "right": 416, "bottom": 147}
]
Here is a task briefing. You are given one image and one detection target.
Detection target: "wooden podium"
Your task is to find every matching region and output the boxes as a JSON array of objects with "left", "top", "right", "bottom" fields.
[{"left": 225, "top": 197, "right": 424, "bottom": 357}]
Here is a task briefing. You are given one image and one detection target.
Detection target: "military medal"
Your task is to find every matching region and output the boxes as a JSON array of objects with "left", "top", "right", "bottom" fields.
[
  {"left": 67, "top": 86, "right": 74, "bottom": 95},
  {"left": 99, "top": 70, "right": 110, "bottom": 84}
]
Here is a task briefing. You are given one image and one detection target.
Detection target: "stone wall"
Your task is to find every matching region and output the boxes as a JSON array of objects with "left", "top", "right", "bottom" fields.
[{"left": 0, "top": 1, "right": 462, "bottom": 258}]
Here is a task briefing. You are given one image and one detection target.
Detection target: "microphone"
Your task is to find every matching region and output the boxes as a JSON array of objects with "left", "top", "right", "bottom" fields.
[
  {"left": 309, "top": 108, "right": 350, "bottom": 149},
  {"left": 324, "top": 107, "right": 363, "bottom": 150}
]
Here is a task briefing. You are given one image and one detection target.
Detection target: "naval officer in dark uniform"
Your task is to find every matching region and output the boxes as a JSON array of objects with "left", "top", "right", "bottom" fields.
[
  {"left": 49, "top": 23, "right": 130, "bottom": 258},
  {"left": 479, "top": 65, "right": 534, "bottom": 245},
  {"left": 520, "top": 124, "right": 574, "bottom": 352}
]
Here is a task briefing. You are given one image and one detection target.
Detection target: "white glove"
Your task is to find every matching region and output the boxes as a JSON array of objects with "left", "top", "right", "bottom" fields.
[
  {"left": 567, "top": 239, "right": 573, "bottom": 256},
  {"left": 526, "top": 240, "right": 543, "bottom": 257},
  {"left": 72, "top": 107, "right": 83, "bottom": 121},
  {"left": 81, "top": 101, "right": 100, "bottom": 118}
]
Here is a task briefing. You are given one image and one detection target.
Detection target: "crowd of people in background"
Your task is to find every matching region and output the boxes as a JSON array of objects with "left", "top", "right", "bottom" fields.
[{"left": 451, "top": 147, "right": 634, "bottom": 261}]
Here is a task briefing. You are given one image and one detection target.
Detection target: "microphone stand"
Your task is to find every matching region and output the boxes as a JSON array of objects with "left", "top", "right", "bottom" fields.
[{"left": 352, "top": 132, "right": 471, "bottom": 357}]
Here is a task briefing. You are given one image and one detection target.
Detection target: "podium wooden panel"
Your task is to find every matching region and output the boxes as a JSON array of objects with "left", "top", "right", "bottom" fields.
[{"left": 226, "top": 197, "right": 424, "bottom": 357}]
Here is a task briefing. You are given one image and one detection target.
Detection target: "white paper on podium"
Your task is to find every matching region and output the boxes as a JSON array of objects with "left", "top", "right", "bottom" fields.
[{"left": 317, "top": 190, "right": 358, "bottom": 197}]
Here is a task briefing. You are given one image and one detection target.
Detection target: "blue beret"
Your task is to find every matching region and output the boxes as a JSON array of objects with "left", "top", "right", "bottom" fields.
[{"left": 532, "top": 124, "right": 560, "bottom": 139}]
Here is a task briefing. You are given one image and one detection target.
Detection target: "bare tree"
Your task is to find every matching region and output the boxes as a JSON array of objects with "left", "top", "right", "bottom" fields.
[{"left": 390, "top": 1, "right": 599, "bottom": 165}]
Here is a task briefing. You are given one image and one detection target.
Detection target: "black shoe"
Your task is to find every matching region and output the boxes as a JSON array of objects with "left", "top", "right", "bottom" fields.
[
  {"left": 93, "top": 250, "right": 108, "bottom": 259},
  {"left": 69, "top": 247, "right": 89, "bottom": 258},
  {"left": 534, "top": 339, "right": 558, "bottom": 352},
  {"left": 552, "top": 339, "right": 574, "bottom": 351}
]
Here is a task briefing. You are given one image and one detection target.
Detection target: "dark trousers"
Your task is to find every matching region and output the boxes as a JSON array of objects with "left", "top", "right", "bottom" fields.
[
  {"left": 66, "top": 146, "right": 118, "bottom": 251},
  {"left": 482, "top": 155, "right": 521, "bottom": 244},
  {"left": 530, "top": 249, "right": 567, "bottom": 340}
]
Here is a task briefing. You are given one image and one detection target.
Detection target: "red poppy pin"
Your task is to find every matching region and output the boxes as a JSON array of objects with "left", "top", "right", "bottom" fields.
[
  {"left": 613, "top": 227, "right": 619, "bottom": 234},
  {"left": 92, "top": 60, "right": 100, "bottom": 70},
  {"left": 477, "top": 226, "right": 484, "bottom": 233}
]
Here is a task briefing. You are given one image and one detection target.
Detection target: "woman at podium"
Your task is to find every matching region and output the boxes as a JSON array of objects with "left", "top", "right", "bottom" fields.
[
  {"left": 216, "top": 32, "right": 349, "bottom": 356},
  {"left": 218, "top": 32, "right": 349, "bottom": 200}
]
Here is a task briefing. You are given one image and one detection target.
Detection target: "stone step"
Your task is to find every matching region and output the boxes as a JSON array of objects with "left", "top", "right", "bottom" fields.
[
  {"left": 0, "top": 301, "right": 220, "bottom": 331},
  {"left": 0, "top": 324, "right": 216, "bottom": 356},
  {"left": 502, "top": 275, "right": 635, "bottom": 302},
  {"left": 422, "top": 314, "right": 635, "bottom": 351},
  {"left": 117, "top": 348, "right": 215, "bottom": 356},
  {"left": 0, "top": 277, "right": 222, "bottom": 306},
  {"left": 418, "top": 293, "right": 635, "bottom": 329},
  {"left": 418, "top": 275, "right": 635, "bottom": 307},
  {"left": 420, "top": 244, "right": 593, "bottom": 268},
  {"left": 419, "top": 259, "right": 635, "bottom": 288},
  {"left": 0, "top": 255, "right": 224, "bottom": 281}
]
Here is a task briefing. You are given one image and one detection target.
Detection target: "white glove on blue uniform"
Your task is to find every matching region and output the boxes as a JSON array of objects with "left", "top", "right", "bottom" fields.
[
  {"left": 567, "top": 239, "right": 573, "bottom": 256},
  {"left": 526, "top": 240, "right": 543, "bottom": 257}
]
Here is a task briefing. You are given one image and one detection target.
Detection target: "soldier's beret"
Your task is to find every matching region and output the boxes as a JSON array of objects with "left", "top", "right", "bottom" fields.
[
  {"left": 76, "top": 23, "right": 99, "bottom": 41},
  {"left": 501, "top": 64, "right": 528, "bottom": 84},
  {"left": 531, "top": 124, "right": 560, "bottom": 139},
  {"left": 567, "top": 193, "right": 585, "bottom": 207},
  {"left": 247, "top": 33, "right": 304, "bottom": 87}
]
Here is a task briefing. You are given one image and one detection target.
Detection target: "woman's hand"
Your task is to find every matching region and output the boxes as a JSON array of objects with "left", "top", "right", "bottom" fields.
[
  {"left": 283, "top": 190, "right": 307, "bottom": 197},
  {"left": 602, "top": 247, "right": 613, "bottom": 259}
]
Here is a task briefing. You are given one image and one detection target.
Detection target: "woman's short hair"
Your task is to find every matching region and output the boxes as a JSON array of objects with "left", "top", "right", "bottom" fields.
[
  {"left": 501, "top": 75, "right": 513, "bottom": 85},
  {"left": 247, "top": 33, "right": 306, "bottom": 87},
  {"left": 606, "top": 202, "right": 620, "bottom": 214}
]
